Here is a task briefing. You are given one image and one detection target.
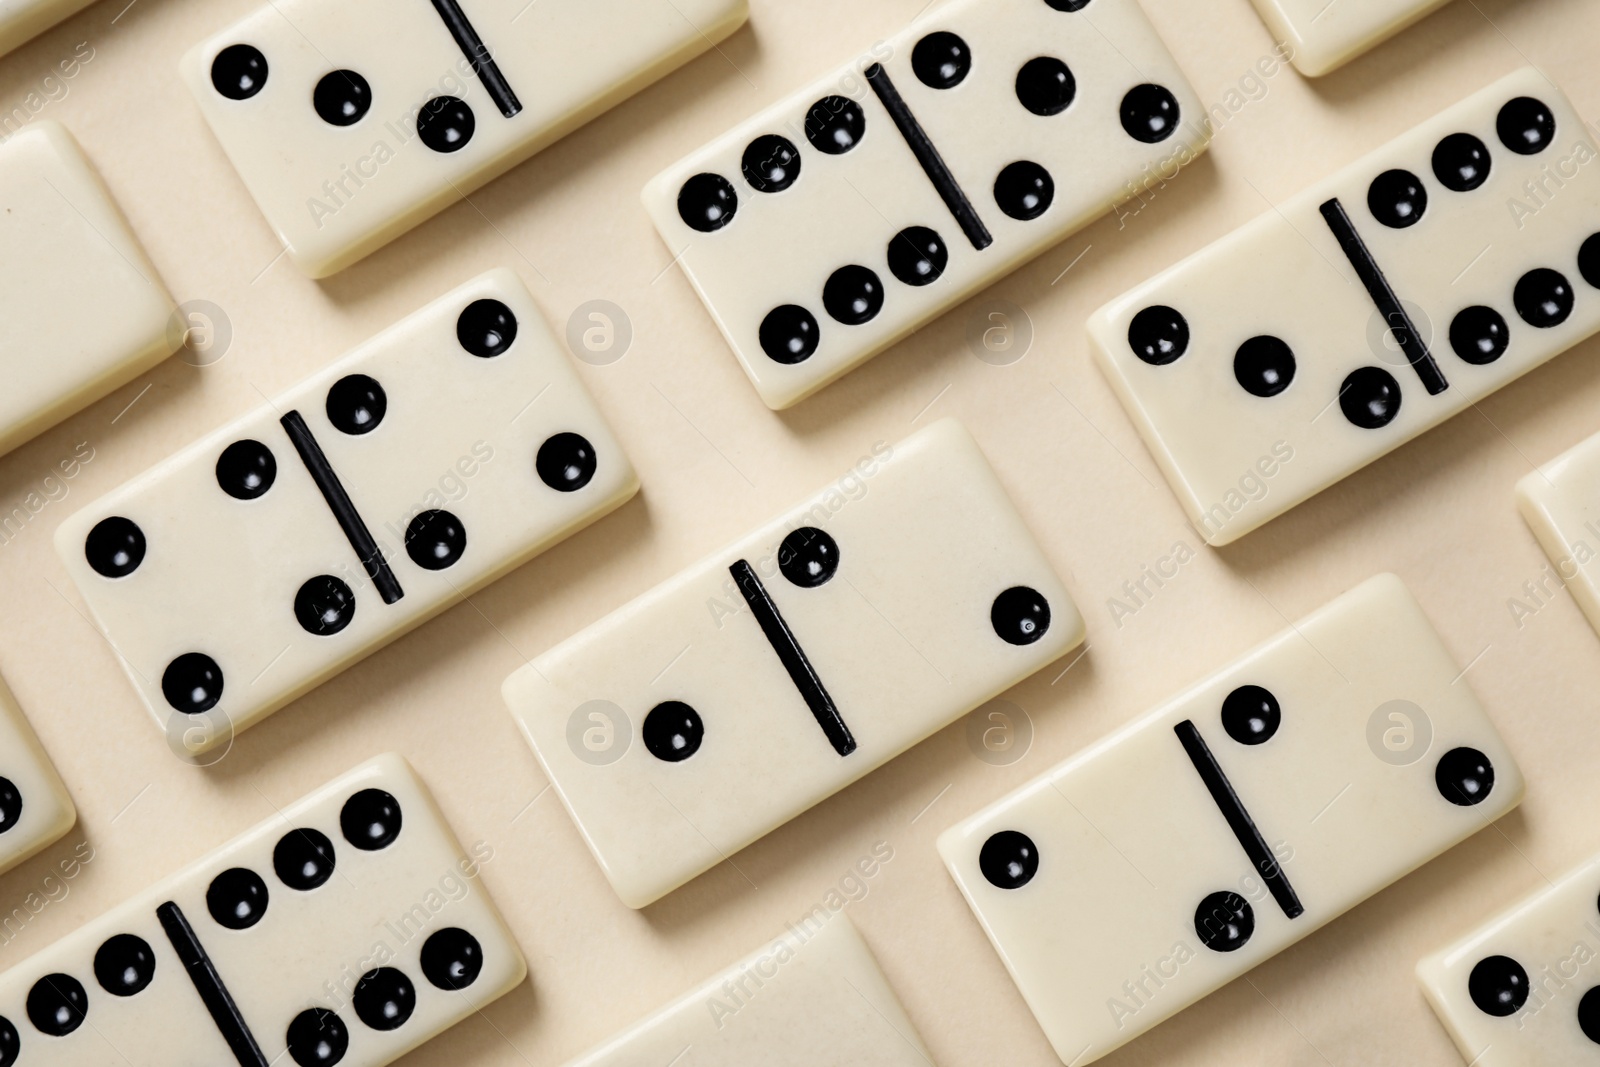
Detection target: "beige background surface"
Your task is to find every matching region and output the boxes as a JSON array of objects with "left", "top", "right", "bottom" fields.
[{"left": 0, "top": 0, "right": 1594, "bottom": 1064}]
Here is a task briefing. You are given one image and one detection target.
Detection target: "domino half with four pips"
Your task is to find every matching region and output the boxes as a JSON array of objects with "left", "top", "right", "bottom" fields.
[
  {"left": 1247, "top": 0, "right": 1460, "bottom": 77},
  {"left": 505, "top": 418, "right": 1084, "bottom": 907},
  {"left": 56, "top": 269, "right": 637, "bottom": 755},
  {"left": 939, "top": 574, "right": 1522, "bottom": 1064},
  {"left": 0, "top": 754, "right": 524, "bottom": 1066},
  {"left": 563, "top": 915, "right": 933, "bottom": 1066},
  {"left": 182, "top": 0, "right": 749, "bottom": 276},
  {"left": 644, "top": 0, "right": 1210, "bottom": 409},
  {"left": 1090, "top": 68, "right": 1600, "bottom": 546},
  {"left": 1419, "top": 849, "right": 1600, "bottom": 1065}
]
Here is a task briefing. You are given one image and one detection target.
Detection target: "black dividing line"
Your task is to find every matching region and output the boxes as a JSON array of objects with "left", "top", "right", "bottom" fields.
[
  {"left": 730, "top": 559, "right": 857, "bottom": 757},
  {"left": 429, "top": 0, "right": 522, "bottom": 118},
  {"left": 281, "top": 410, "right": 404, "bottom": 605},
  {"left": 1319, "top": 198, "right": 1448, "bottom": 396},
  {"left": 865, "top": 63, "right": 993, "bottom": 251},
  {"left": 1173, "top": 719, "right": 1304, "bottom": 920},
  {"left": 157, "top": 902, "right": 270, "bottom": 1067}
]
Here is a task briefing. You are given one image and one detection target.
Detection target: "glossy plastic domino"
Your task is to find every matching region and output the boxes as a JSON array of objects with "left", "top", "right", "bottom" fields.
[
  {"left": 505, "top": 418, "right": 1084, "bottom": 907},
  {"left": 939, "top": 574, "right": 1523, "bottom": 1064},
  {"left": 643, "top": 0, "right": 1209, "bottom": 409},
  {"left": 1516, "top": 429, "right": 1600, "bottom": 638},
  {"left": 1249, "top": 0, "right": 1459, "bottom": 77},
  {"left": 0, "top": 1, "right": 95, "bottom": 58},
  {"left": 1419, "top": 850, "right": 1600, "bottom": 1064},
  {"left": 0, "top": 754, "right": 524, "bottom": 1066},
  {"left": 0, "top": 122, "right": 177, "bottom": 457},
  {"left": 181, "top": 0, "right": 749, "bottom": 277},
  {"left": 56, "top": 269, "right": 637, "bottom": 755},
  {"left": 564, "top": 914, "right": 932, "bottom": 1066},
  {"left": 0, "top": 673, "right": 74, "bottom": 878},
  {"left": 1090, "top": 68, "right": 1600, "bottom": 546}
]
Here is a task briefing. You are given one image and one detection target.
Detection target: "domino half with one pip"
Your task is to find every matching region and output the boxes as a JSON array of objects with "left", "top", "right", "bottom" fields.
[
  {"left": 182, "top": 0, "right": 748, "bottom": 276},
  {"left": 0, "top": 674, "right": 74, "bottom": 878},
  {"left": 563, "top": 915, "right": 933, "bottom": 1066},
  {"left": 1419, "top": 850, "right": 1600, "bottom": 1064},
  {"left": 939, "top": 574, "right": 1522, "bottom": 1064},
  {"left": 1248, "top": 0, "right": 1460, "bottom": 77},
  {"left": 1090, "top": 68, "right": 1600, "bottom": 545},
  {"left": 505, "top": 418, "right": 1085, "bottom": 907},
  {"left": 56, "top": 269, "right": 637, "bottom": 755},
  {"left": 0, "top": 122, "right": 177, "bottom": 458},
  {"left": 644, "top": 0, "right": 1210, "bottom": 409},
  {"left": 0, "top": 754, "right": 524, "bottom": 1066}
]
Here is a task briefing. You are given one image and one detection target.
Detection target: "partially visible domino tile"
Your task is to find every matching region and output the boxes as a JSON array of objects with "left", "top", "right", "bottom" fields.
[
  {"left": 0, "top": 0, "right": 96, "bottom": 57},
  {"left": 565, "top": 915, "right": 933, "bottom": 1066},
  {"left": 938, "top": 574, "right": 1522, "bottom": 1064},
  {"left": 1419, "top": 851, "right": 1600, "bottom": 1065},
  {"left": 0, "top": 753, "right": 525, "bottom": 1065},
  {"left": 0, "top": 672, "right": 74, "bottom": 878},
  {"left": 1090, "top": 68, "right": 1600, "bottom": 546},
  {"left": 1248, "top": 0, "right": 1457, "bottom": 77},
  {"left": 1516, "top": 430, "right": 1600, "bottom": 637},
  {"left": 56, "top": 269, "right": 637, "bottom": 755},
  {"left": 0, "top": 122, "right": 177, "bottom": 457},
  {"left": 505, "top": 418, "right": 1084, "bottom": 907},
  {"left": 643, "top": 0, "right": 1209, "bottom": 409},
  {"left": 181, "top": 0, "right": 748, "bottom": 277}
]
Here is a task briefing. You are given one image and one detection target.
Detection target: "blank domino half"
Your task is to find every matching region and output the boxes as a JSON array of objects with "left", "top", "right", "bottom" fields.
[
  {"left": 1418, "top": 851, "right": 1600, "bottom": 1064},
  {"left": 1248, "top": 0, "right": 1458, "bottom": 77},
  {"left": 56, "top": 269, "right": 637, "bottom": 755},
  {"left": 643, "top": 0, "right": 1209, "bottom": 409},
  {"left": 1089, "top": 68, "right": 1600, "bottom": 546},
  {"left": 0, "top": 674, "right": 74, "bottom": 878},
  {"left": 1516, "top": 429, "right": 1600, "bottom": 637},
  {"left": 181, "top": 0, "right": 748, "bottom": 277},
  {"left": 564, "top": 915, "right": 933, "bottom": 1066},
  {"left": 0, "top": 754, "right": 525, "bottom": 1066},
  {"left": 505, "top": 418, "right": 1084, "bottom": 907},
  {"left": 0, "top": 122, "right": 177, "bottom": 458},
  {"left": 938, "top": 574, "right": 1522, "bottom": 1064}
]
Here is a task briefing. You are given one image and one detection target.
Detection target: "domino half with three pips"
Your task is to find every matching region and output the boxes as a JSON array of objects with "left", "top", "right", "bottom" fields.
[
  {"left": 1091, "top": 68, "right": 1600, "bottom": 546},
  {"left": 644, "top": 0, "right": 1210, "bottom": 409},
  {"left": 939, "top": 574, "right": 1522, "bottom": 1064}
]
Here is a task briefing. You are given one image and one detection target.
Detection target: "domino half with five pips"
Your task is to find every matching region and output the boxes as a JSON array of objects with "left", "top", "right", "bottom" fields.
[
  {"left": 1090, "top": 68, "right": 1600, "bottom": 546},
  {"left": 505, "top": 418, "right": 1084, "bottom": 907},
  {"left": 1419, "top": 849, "right": 1600, "bottom": 1064},
  {"left": 563, "top": 915, "right": 933, "bottom": 1066},
  {"left": 938, "top": 574, "right": 1522, "bottom": 1064},
  {"left": 644, "top": 0, "right": 1209, "bottom": 409},
  {"left": 55, "top": 269, "right": 637, "bottom": 755},
  {"left": 0, "top": 754, "right": 524, "bottom": 1066},
  {"left": 182, "top": 0, "right": 749, "bottom": 276}
]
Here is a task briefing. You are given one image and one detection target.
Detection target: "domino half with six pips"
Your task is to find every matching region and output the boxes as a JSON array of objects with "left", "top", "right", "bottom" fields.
[
  {"left": 937, "top": 574, "right": 1522, "bottom": 1064},
  {"left": 0, "top": 754, "right": 524, "bottom": 1066},
  {"left": 55, "top": 269, "right": 637, "bottom": 756},
  {"left": 0, "top": 673, "right": 74, "bottom": 879},
  {"left": 1418, "top": 849, "right": 1600, "bottom": 1064},
  {"left": 504, "top": 418, "right": 1084, "bottom": 907},
  {"left": 643, "top": 0, "right": 1210, "bottom": 409},
  {"left": 1090, "top": 67, "right": 1600, "bottom": 546},
  {"left": 563, "top": 914, "right": 933, "bottom": 1066},
  {"left": 1247, "top": 0, "right": 1460, "bottom": 77},
  {"left": 181, "top": 0, "right": 749, "bottom": 276},
  {"left": 0, "top": 122, "right": 178, "bottom": 459},
  {"left": 1515, "top": 427, "right": 1600, "bottom": 639}
]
